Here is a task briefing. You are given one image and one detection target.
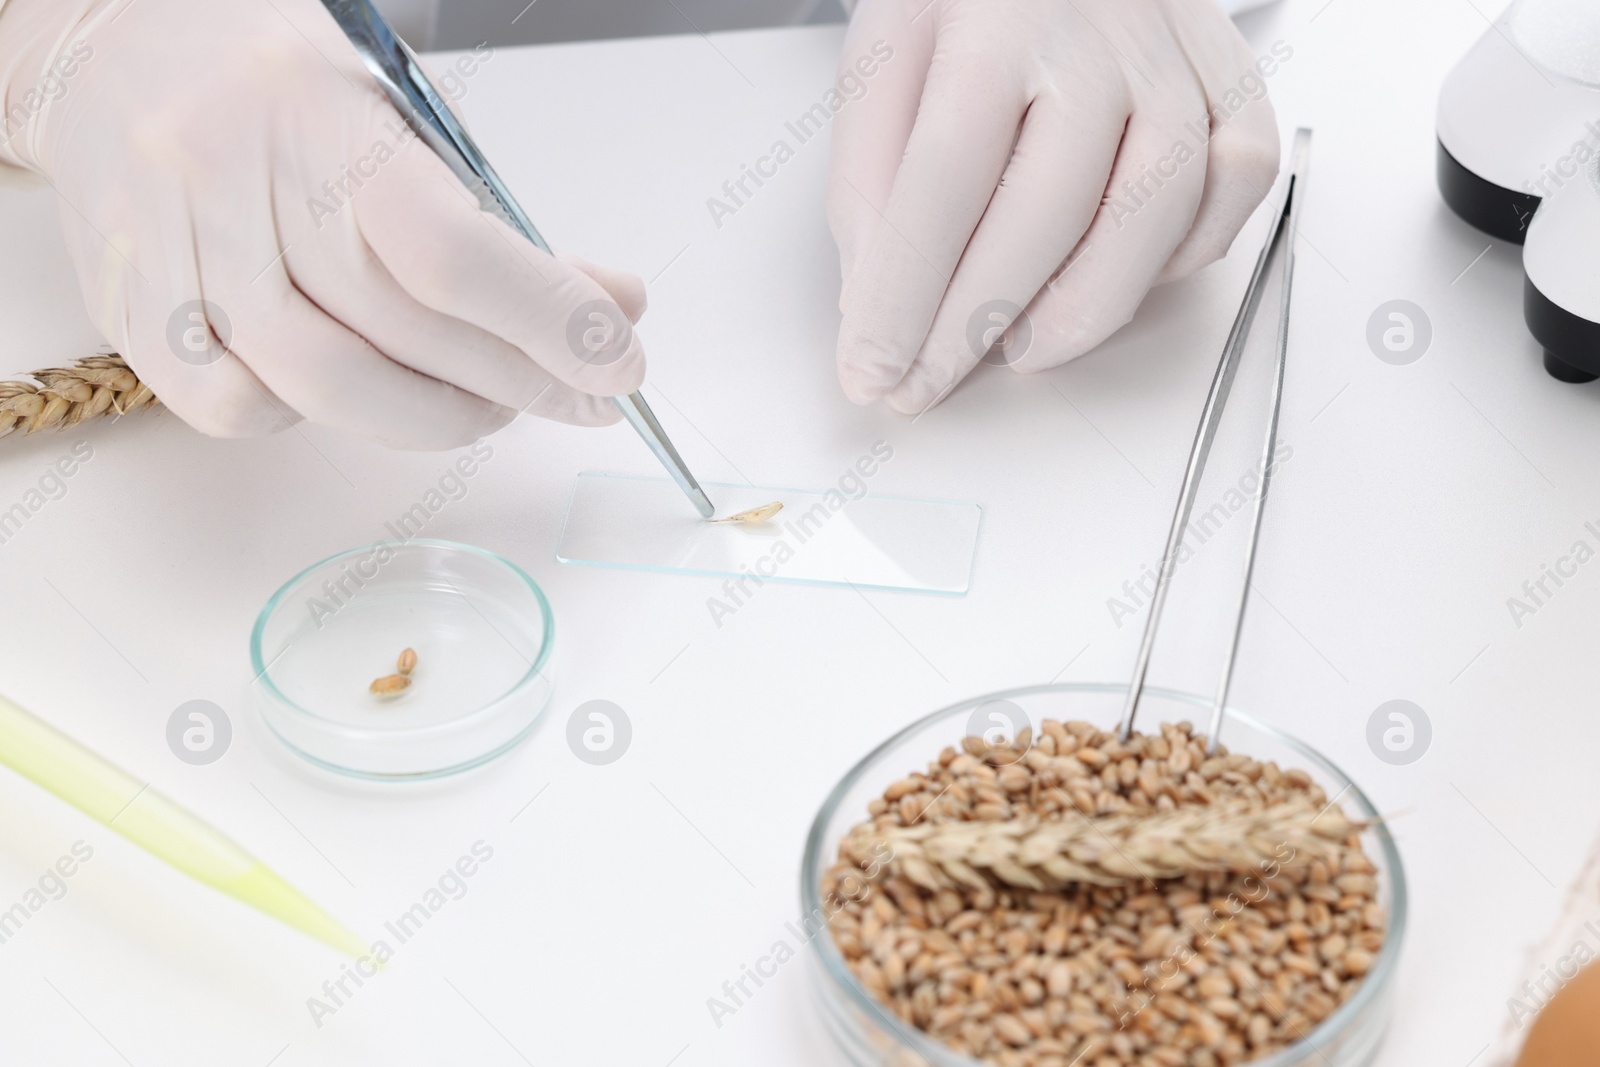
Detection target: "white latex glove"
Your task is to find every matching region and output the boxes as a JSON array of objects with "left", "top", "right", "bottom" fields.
[
  {"left": 0, "top": 0, "right": 645, "bottom": 448},
  {"left": 828, "top": 0, "right": 1281, "bottom": 413}
]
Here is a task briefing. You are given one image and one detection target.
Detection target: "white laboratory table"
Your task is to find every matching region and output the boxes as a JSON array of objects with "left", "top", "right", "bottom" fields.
[{"left": 1, "top": 3, "right": 1595, "bottom": 1065}]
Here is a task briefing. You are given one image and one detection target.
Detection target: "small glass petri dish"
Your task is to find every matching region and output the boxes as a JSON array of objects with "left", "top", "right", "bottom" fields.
[
  {"left": 250, "top": 539, "right": 554, "bottom": 780},
  {"left": 801, "top": 683, "right": 1407, "bottom": 1067}
]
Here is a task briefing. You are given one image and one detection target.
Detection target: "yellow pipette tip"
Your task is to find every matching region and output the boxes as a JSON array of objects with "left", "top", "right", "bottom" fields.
[
  {"left": 236, "top": 863, "right": 370, "bottom": 958},
  {"left": 0, "top": 693, "right": 369, "bottom": 962}
]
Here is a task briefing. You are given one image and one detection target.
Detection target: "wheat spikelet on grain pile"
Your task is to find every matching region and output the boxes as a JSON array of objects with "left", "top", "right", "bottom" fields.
[
  {"left": 0, "top": 355, "right": 158, "bottom": 438},
  {"left": 849, "top": 797, "right": 1358, "bottom": 891}
]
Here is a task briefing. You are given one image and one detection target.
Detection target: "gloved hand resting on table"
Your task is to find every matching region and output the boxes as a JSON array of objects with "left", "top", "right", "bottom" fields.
[
  {"left": 828, "top": 0, "right": 1282, "bottom": 414},
  {"left": 0, "top": 0, "right": 645, "bottom": 449}
]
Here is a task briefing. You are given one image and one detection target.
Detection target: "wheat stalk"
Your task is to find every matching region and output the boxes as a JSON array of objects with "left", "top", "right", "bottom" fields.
[
  {"left": 850, "top": 798, "right": 1358, "bottom": 891},
  {"left": 0, "top": 354, "right": 158, "bottom": 438}
]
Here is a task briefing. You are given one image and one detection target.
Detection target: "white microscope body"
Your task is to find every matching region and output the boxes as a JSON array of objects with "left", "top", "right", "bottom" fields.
[{"left": 1436, "top": 0, "right": 1600, "bottom": 380}]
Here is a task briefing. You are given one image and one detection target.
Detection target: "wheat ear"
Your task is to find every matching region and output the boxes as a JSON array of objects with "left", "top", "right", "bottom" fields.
[
  {"left": 0, "top": 355, "right": 158, "bottom": 438},
  {"left": 850, "top": 798, "right": 1358, "bottom": 891}
]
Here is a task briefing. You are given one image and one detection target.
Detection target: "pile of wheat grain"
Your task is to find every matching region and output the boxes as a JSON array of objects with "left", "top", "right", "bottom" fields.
[{"left": 823, "top": 719, "right": 1385, "bottom": 1067}]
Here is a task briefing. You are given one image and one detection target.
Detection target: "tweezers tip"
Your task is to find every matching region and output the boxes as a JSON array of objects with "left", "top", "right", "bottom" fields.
[{"left": 1288, "top": 128, "right": 1313, "bottom": 176}]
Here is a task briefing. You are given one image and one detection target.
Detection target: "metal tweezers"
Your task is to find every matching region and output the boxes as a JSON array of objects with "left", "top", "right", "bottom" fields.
[
  {"left": 1118, "top": 128, "right": 1313, "bottom": 753},
  {"left": 321, "top": 0, "right": 716, "bottom": 518}
]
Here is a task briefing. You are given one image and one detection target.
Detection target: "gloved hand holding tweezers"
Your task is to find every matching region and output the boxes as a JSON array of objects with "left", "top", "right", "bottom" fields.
[{"left": 0, "top": 0, "right": 648, "bottom": 449}]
